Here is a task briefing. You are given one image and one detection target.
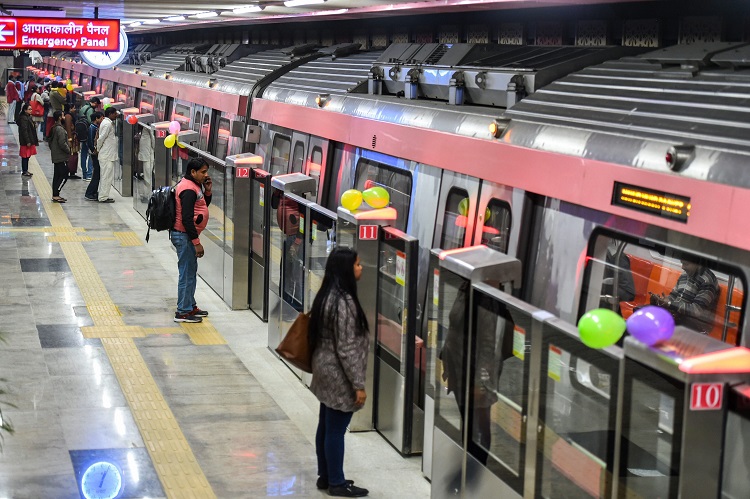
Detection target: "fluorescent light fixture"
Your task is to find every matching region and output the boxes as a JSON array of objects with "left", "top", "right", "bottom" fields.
[
  {"left": 129, "top": 21, "right": 143, "bottom": 27},
  {"left": 164, "top": 15, "right": 186, "bottom": 21},
  {"left": 231, "top": 5, "right": 262, "bottom": 14},
  {"left": 194, "top": 11, "right": 218, "bottom": 18},
  {"left": 284, "top": 0, "right": 326, "bottom": 7},
  {"left": 143, "top": 19, "right": 160, "bottom": 25}
]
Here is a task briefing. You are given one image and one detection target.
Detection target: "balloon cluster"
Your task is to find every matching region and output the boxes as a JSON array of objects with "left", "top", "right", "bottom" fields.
[
  {"left": 340, "top": 186, "right": 390, "bottom": 211},
  {"left": 164, "top": 120, "right": 184, "bottom": 149},
  {"left": 577, "top": 305, "right": 675, "bottom": 349}
]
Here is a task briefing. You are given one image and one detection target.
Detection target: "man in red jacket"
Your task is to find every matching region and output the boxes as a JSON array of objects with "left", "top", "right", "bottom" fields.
[
  {"left": 171, "top": 157, "right": 212, "bottom": 323},
  {"left": 5, "top": 75, "right": 19, "bottom": 124}
]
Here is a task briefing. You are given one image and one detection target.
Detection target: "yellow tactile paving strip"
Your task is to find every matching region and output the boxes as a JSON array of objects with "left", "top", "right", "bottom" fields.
[
  {"left": 114, "top": 231, "right": 144, "bottom": 246},
  {"left": 25, "top": 157, "right": 218, "bottom": 498}
]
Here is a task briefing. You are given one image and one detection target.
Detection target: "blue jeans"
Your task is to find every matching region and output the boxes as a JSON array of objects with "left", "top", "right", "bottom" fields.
[
  {"left": 80, "top": 142, "right": 91, "bottom": 179},
  {"left": 171, "top": 230, "right": 197, "bottom": 314},
  {"left": 316, "top": 404, "right": 353, "bottom": 487}
]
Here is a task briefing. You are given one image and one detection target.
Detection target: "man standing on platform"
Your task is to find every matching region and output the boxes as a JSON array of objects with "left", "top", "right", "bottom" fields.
[
  {"left": 96, "top": 107, "right": 118, "bottom": 203},
  {"left": 84, "top": 112, "right": 104, "bottom": 201},
  {"left": 6, "top": 76, "right": 19, "bottom": 124},
  {"left": 171, "top": 157, "right": 212, "bottom": 323}
]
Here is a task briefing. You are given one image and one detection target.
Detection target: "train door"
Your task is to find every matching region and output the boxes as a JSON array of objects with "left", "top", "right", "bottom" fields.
[
  {"left": 191, "top": 105, "right": 212, "bottom": 151},
  {"left": 471, "top": 182, "right": 526, "bottom": 258},
  {"left": 268, "top": 132, "right": 292, "bottom": 176},
  {"left": 423, "top": 172, "right": 480, "bottom": 478},
  {"left": 138, "top": 91, "right": 155, "bottom": 116},
  {"left": 155, "top": 94, "right": 167, "bottom": 122}
]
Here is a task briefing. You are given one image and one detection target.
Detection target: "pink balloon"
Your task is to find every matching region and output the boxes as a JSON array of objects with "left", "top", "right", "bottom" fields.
[{"left": 168, "top": 120, "right": 180, "bottom": 134}]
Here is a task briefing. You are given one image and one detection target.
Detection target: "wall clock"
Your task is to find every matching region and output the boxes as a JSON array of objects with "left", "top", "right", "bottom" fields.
[{"left": 80, "top": 28, "right": 129, "bottom": 70}]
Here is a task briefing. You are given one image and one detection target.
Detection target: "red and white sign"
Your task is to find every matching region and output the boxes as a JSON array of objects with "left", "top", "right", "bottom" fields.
[
  {"left": 0, "top": 17, "right": 120, "bottom": 51},
  {"left": 690, "top": 383, "right": 724, "bottom": 411},
  {"left": 235, "top": 167, "right": 250, "bottom": 178},
  {"left": 358, "top": 225, "right": 378, "bottom": 240}
]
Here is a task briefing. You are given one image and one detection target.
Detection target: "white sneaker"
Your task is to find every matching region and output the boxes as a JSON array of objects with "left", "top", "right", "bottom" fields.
[{"left": 83, "top": 178, "right": 91, "bottom": 182}]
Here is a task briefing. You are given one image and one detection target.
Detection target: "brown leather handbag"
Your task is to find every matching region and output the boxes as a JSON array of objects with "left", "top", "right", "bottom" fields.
[{"left": 275, "top": 312, "right": 312, "bottom": 373}]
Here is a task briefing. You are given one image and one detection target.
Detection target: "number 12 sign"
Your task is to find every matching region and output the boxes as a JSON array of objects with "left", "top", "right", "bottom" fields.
[{"left": 690, "top": 383, "right": 723, "bottom": 411}]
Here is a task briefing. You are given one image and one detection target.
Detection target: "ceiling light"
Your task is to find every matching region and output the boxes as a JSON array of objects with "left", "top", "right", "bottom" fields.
[
  {"left": 194, "top": 11, "right": 218, "bottom": 18},
  {"left": 129, "top": 22, "right": 143, "bottom": 27},
  {"left": 143, "top": 19, "right": 160, "bottom": 25},
  {"left": 284, "top": 0, "right": 326, "bottom": 7},
  {"left": 164, "top": 15, "right": 186, "bottom": 22},
  {"left": 231, "top": 5, "right": 262, "bottom": 14}
]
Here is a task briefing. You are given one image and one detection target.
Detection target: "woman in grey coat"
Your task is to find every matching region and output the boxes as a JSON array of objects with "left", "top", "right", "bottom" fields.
[
  {"left": 309, "top": 247, "right": 369, "bottom": 497},
  {"left": 48, "top": 110, "right": 70, "bottom": 202}
]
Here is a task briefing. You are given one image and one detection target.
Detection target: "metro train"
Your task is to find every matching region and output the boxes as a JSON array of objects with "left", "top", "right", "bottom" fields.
[{"left": 39, "top": 39, "right": 750, "bottom": 498}]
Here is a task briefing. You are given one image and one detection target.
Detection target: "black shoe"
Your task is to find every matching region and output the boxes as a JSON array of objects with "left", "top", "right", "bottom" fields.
[
  {"left": 328, "top": 482, "right": 368, "bottom": 497},
  {"left": 191, "top": 307, "right": 208, "bottom": 317},
  {"left": 174, "top": 312, "right": 202, "bottom": 323},
  {"left": 84, "top": 196, "right": 97, "bottom": 201},
  {"left": 317, "top": 478, "right": 353, "bottom": 490}
]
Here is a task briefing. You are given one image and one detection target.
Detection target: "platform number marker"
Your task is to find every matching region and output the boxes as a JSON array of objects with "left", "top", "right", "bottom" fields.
[
  {"left": 236, "top": 167, "right": 250, "bottom": 178},
  {"left": 359, "top": 225, "right": 378, "bottom": 240},
  {"left": 690, "top": 383, "right": 723, "bottom": 411}
]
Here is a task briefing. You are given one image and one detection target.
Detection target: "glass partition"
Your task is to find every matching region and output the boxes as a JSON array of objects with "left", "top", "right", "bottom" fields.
[
  {"left": 536, "top": 319, "right": 621, "bottom": 498},
  {"left": 307, "top": 207, "right": 336, "bottom": 305},
  {"left": 202, "top": 159, "right": 226, "bottom": 255},
  {"left": 721, "top": 386, "right": 750, "bottom": 498},
  {"left": 280, "top": 197, "right": 305, "bottom": 312}
]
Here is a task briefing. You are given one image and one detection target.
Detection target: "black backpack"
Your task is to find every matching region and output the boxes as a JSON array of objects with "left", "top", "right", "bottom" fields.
[
  {"left": 75, "top": 116, "right": 89, "bottom": 142},
  {"left": 145, "top": 186, "right": 176, "bottom": 242}
]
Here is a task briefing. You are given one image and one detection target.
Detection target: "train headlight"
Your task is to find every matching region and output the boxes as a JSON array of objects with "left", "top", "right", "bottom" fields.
[
  {"left": 316, "top": 93, "right": 331, "bottom": 108},
  {"left": 489, "top": 118, "right": 510, "bottom": 139},
  {"left": 666, "top": 145, "right": 695, "bottom": 172}
]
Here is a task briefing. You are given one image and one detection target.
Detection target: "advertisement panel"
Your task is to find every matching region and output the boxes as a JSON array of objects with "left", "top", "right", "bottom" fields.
[{"left": 0, "top": 17, "right": 120, "bottom": 51}]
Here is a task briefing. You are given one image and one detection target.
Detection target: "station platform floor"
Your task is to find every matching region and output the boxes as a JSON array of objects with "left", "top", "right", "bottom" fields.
[{"left": 0, "top": 114, "right": 430, "bottom": 498}]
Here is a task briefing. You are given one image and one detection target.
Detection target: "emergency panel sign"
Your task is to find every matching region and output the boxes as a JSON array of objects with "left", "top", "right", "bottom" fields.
[
  {"left": 0, "top": 17, "right": 120, "bottom": 51},
  {"left": 690, "top": 383, "right": 723, "bottom": 411},
  {"left": 358, "top": 225, "right": 378, "bottom": 240}
]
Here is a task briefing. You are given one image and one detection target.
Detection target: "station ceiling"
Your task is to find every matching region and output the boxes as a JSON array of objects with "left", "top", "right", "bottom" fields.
[{"left": 1, "top": 0, "right": 651, "bottom": 34}]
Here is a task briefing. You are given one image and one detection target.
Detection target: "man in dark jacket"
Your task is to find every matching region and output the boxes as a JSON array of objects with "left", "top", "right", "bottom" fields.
[
  {"left": 49, "top": 111, "right": 70, "bottom": 203},
  {"left": 84, "top": 112, "right": 104, "bottom": 201},
  {"left": 171, "top": 157, "right": 212, "bottom": 323}
]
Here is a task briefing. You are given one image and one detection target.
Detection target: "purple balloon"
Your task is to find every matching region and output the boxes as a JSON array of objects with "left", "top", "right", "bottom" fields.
[{"left": 626, "top": 306, "right": 675, "bottom": 346}]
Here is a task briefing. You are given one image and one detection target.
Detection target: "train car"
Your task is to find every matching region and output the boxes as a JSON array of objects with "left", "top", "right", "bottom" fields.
[{"left": 50, "top": 39, "right": 750, "bottom": 497}]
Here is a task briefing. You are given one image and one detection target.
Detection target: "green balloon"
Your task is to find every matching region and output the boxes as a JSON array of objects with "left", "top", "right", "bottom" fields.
[
  {"left": 362, "top": 186, "right": 390, "bottom": 209},
  {"left": 577, "top": 308, "right": 626, "bottom": 349},
  {"left": 458, "top": 198, "right": 469, "bottom": 216}
]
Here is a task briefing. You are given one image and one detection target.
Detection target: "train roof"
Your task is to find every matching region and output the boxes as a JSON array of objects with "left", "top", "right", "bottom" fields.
[{"left": 504, "top": 42, "right": 750, "bottom": 187}]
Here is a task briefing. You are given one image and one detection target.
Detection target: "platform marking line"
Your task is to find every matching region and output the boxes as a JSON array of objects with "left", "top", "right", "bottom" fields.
[
  {"left": 25, "top": 156, "right": 217, "bottom": 499},
  {"left": 114, "top": 231, "right": 144, "bottom": 247},
  {"left": 0, "top": 226, "right": 85, "bottom": 233}
]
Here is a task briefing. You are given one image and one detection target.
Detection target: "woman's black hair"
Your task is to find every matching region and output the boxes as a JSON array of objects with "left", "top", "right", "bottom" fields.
[
  {"left": 308, "top": 247, "right": 368, "bottom": 348},
  {"left": 21, "top": 103, "right": 31, "bottom": 113}
]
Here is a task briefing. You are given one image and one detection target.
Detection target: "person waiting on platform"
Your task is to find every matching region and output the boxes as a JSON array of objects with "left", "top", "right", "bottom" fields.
[
  {"left": 96, "top": 106, "right": 119, "bottom": 203},
  {"left": 17, "top": 103, "right": 38, "bottom": 177},
  {"left": 84, "top": 112, "right": 104, "bottom": 202},
  {"left": 48, "top": 110, "right": 70, "bottom": 203},
  {"left": 309, "top": 248, "right": 370, "bottom": 498},
  {"left": 5, "top": 75, "right": 20, "bottom": 125},
  {"left": 171, "top": 157, "right": 213, "bottom": 323},
  {"left": 650, "top": 257, "right": 719, "bottom": 334}
]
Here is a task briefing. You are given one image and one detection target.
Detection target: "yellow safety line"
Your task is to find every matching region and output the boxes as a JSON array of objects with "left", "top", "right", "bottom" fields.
[{"left": 25, "top": 156, "right": 218, "bottom": 498}]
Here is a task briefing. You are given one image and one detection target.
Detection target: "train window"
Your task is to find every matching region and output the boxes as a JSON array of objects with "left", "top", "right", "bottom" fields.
[
  {"left": 291, "top": 141, "right": 305, "bottom": 173},
  {"left": 200, "top": 113, "right": 210, "bottom": 151},
  {"left": 81, "top": 75, "right": 90, "bottom": 91},
  {"left": 172, "top": 102, "right": 191, "bottom": 129},
  {"left": 116, "top": 87, "right": 127, "bottom": 103},
  {"left": 580, "top": 231, "right": 746, "bottom": 346},
  {"left": 270, "top": 135, "right": 291, "bottom": 175},
  {"left": 215, "top": 118, "right": 231, "bottom": 160},
  {"left": 139, "top": 93, "right": 154, "bottom": 115},
  {"left": 481, "top": 199, "right": 512, "bottom": 253},
  {"left": 353, "top": 158, "right": 412, "bottom": 232},
  {"left": 308, "top": 146, "right": 323, "bottom": 201},
  {"left": 157, "top": 97, "right": 166, "bottom": 122},
  {"left": 440, "top": 188, "right": 469, "bottom": 250}
]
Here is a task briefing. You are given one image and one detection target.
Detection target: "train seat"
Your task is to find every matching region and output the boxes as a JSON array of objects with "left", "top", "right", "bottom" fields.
[{"left": 620, "top": 254, "right": 654, "bottom": 318}]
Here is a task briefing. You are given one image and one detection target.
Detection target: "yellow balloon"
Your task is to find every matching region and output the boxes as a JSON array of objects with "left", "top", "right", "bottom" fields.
[
  {"left": 362, "top": 186, "right": 390, "bottom": 209},
  {"left": 340, "top": 189, "right": 363, "bottom": 211},
  {"left": 177, "top": 141, "right": 186, "bottom": 148},
  {"left": 66, "top": 83, "right": 74, "bottom": 91},
  {"left": 164, "top": 134, "right": 176, "bottom": 148}
]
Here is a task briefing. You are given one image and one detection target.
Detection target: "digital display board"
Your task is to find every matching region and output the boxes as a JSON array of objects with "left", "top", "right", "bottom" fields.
[
  {"left": 0, "top": 17, "right": 119, "bottom": 51},
  {"left": 612, "top": 182, "right": 691, "bottom": 223}
]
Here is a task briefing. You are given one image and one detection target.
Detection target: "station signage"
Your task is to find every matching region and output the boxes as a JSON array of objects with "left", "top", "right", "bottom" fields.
[
  {"left": 690, "top": 382, "right": 723, "bottom": 411},
  {"left": 358, "top": 225, "right": 378, "bottom": 240},
  {"left": 0, "top": 17, "right": 119, "bottom": 51}
]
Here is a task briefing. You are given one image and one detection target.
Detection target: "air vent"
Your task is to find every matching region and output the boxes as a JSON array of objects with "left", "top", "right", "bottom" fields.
[
  {"left": 372, "top": 135, "right": 377, "bottom": 149},
  {"left": 424, "top": 44, "right": 449, "bottom": 65}
]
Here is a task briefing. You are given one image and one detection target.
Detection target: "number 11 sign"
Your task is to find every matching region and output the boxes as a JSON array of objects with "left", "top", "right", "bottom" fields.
[{"left": 359, "top": 225, "right": 378, "bottom": 240}]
